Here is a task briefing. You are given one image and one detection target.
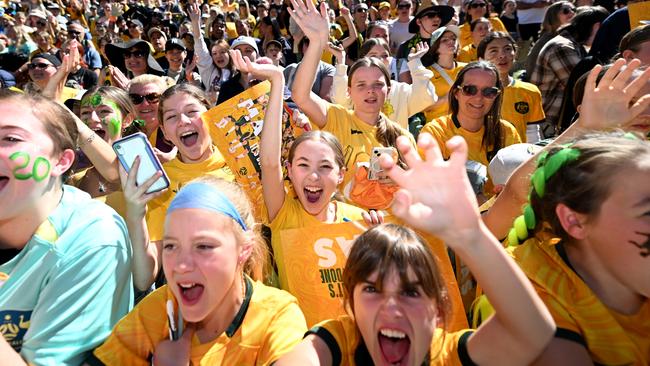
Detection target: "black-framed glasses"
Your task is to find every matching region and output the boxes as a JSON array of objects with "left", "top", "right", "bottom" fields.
[
  {"left": 28, "top": 62, "right": 52, "bottom": 70},
  {"left": 123, "top": 50, "right": 146, "bottom": 59},
  {"left": 356, "top": 7, "right": 368, "bottom": 13},
  {"left": 561, "top": 6, "right": 575, "bottom": 14},
  {"left": 36, "top": 20, "right": 47, "bottom": 27},
  {"left": 397, "top": 3, "right": 411, "bottom": 9},
  {"left": 129, "top": 93, "right": 161, "bottom": 104},
  {"left": 68, "top": 30, "right": 82, "bottom": 36},
  {"left": 459, "top": 84, "right": 500, "bottom": 98},
  {"left": 469, "top": 3, "right": 487, "bottom": 8}
]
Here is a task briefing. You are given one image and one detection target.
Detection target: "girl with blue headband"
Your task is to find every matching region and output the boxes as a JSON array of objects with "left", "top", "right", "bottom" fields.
[
  {"left": 479, "top": 59, "right": 650, "bottom": 364},
  {"left": 91, "top": 176, "right": 308, "bottom": 365}
]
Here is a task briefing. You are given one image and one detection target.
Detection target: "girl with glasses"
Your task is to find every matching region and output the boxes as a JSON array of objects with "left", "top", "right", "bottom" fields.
[
  {"left": 420, "top": 61, "right": 521, "bottom": 191},
  {"left": 458, "top": 0, "right": 507, "bottom": 49}
]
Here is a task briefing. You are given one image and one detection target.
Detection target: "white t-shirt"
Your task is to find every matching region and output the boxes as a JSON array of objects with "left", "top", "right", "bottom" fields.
[
  {"left": 517, "top": 0, "right": 547, "bottom": 24},
  {"left": 389, "top": 17, "right": 413, "bottom": 52}
]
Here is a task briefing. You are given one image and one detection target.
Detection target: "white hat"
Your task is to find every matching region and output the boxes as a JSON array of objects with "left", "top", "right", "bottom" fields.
[
  {"left": 231, "top": 36, "right": 259, "bottom": 54},
  {"left": 489, "top": 143, "right": 542, "bottom": 186}
]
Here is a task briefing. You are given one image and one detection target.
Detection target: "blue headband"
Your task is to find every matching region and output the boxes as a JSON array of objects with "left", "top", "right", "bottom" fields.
[{"left": 168, "top": 182, "right": 248, "bottom": 231}]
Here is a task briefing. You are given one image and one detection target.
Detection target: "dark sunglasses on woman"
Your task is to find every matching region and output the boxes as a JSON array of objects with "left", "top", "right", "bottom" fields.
[
  {"left": 129, "top": 93, "right": 161, "bottom": 104},
  {"left": 459, "top": 84, "right": 500, "bottom": 98},
  {"left": 470, "top": 2, "right": 487, "bottom": 8},
  {"left": 123, "top": 50, "right": 146, "bottom": 59}
]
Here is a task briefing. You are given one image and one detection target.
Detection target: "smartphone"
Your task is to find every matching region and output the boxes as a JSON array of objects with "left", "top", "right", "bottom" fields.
[
  {"left": 368, "top": 147, "right": 397, "bottom": 181},
  {"left": 112, "top": 132, "right": 170, "bottom": 194}
]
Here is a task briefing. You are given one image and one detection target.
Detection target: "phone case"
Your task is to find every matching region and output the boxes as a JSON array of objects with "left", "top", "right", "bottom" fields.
[
  {"left": 368, "top": 147, "right": 397, "bottom": 181},
  {"left": 112, "top": 133, "right": 170, "bottom": 194}
]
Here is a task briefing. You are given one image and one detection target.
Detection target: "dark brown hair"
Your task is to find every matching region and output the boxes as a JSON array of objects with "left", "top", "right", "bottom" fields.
[
  {"left": 477, "top": 31, "right": 517, "bottom": 59},
  {"left": 343, "top": 224, "right": 450, "bottom": 327},
  {"left": 449, "top": 61, "right": 504, "bottom": 155},
  {"left": 158, "top": 83, "right": 211, "bottom": 124},
  {"left": 288, "top": 130, "right": 346, "bottom": 170}
]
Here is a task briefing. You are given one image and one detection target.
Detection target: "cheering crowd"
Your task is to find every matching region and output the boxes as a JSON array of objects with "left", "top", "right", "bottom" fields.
[{"left": 0, "top": 0, "right": 649, "bottom": 364}]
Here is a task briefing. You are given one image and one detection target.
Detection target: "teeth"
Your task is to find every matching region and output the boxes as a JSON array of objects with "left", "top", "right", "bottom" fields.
[
  {"left": 380, "top": 329, "right": 406, "bottom": 339},
  {"left": 179, "top": 283, "right": 195, "bottom": 288},
  {"left": 305, "top": 187, "right": 321, "bottom": 193},
  {"left": 180, "top": 131, "right": 196, "bottom": 137}
]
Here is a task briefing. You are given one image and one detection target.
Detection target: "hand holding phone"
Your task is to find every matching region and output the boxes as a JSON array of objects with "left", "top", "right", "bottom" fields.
[
  {"left": 113, "top": 132, "right": 170, "bottom": 194},
  {"left": 368, "top": 147, "right": 397, "bottom": 182}
]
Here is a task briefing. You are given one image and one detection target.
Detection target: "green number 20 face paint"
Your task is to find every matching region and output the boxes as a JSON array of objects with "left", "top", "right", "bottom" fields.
[{"left": 9, "top": 151, "right": 51, "bottom": 182}]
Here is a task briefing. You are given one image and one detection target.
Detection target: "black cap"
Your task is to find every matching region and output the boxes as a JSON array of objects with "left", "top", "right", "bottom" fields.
[
  {"left": 165, "top": 38, "right": 187, "bottom": 51},
  {"left": 32, "top": 53, "right": 62, "bottom": 67},
  {"left": 408, "top": 5, "right": 455, "bottom": 33}
]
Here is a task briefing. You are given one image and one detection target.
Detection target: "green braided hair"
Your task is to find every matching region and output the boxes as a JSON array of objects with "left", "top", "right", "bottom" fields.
[{"left": 507, "top": 132, "right": 649, "bottom": 247}]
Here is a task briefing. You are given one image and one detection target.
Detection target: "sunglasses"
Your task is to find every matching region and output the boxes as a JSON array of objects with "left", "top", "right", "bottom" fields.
[
  {"left": 459, "top": 84, "right": 500, "bottom": 98},
  {"left": 397, "top": 3, "right": 410, "bottom": 9},
  {"left": 561, "top": 6, "right": 575, "bottom": 14},
  {"left": 356, "top": 8, "right": 368, "bottom": 12},
  {"left": 28, "top": 62, "right": 52, "bottom": 70},
  {"left": 123, "top": 50, "right": 146, "bottom": 59},
  {"left": 68, "top": 30, "right": 82, "bottom": 36},
  {"left": 129, "top": 93, "right": 161, "bottom": 104},
  {"left": 36, "top": 20, "right": 46, "bottom": 27},
  {"left": 469, "top": 3, "right": 487, "bottom": 8}
]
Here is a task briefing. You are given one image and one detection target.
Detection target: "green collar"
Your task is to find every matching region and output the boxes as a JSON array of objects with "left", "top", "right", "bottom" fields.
[{"left": 225, "top": 275, "right": 253, "bottom": 337}]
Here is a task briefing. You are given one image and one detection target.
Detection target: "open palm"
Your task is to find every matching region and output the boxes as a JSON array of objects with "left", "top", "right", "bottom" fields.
[
  {"left": 288, "top": 0, "right": 330, "bottom": 46},
  {"left": 380, "top": 134, "right": 482, "bottom": 247}
]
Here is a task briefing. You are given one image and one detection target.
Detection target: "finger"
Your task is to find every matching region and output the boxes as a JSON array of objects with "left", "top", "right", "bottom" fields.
[
  {"left": 584, "top": 63, "right": 603, "bottom": 95},
  {"left": 369, "top": 209, "right": 379, "bottom": 224},
  {"left": 377, "top": 210, "right": 385, "bottom": 224},
  {"left": 622, "top": 62, "right": 650, "bottom": 98},
  {"left": 597, "top": 58, "right": 626, "bottom": 88},
  {"left": 418, "top": 132, "right": 443, "bottom": 164},
  {"left": 446, "top": 135, "right": 468, "bottom": 170},
  {"left": 135, "top": 170, "right": 163, "bottom": 197},
  {"left": 361, "top": 211, "right": 372, "bottom": 225},
  {"left": 118, "top": 163, "right": 128, "bottom": 187},
  {"left": 380, "top": 154, "right": 410, "bottom": 189},
  {"left": 627, "top": 94, "right": 650, "bottom": 122},
  {"left": 142, "top": 186, "right": 167, "bottom": 202},
  {"left": 126, "top": 156, "right": 141, "bottom": 188},
  {"left": 319, "top": 1, "right": 329, "bottom": 19},
  {"left": 179, "top": 323, "right": 196, "bottom": 344},
  {"left": 395, "top": 134, "right": 422, "bottom": 168},
  {"left": 610, "top": 58, "right": 640, "bottom": 90},
  {"left": 391, "top": 189, "right": 413, "bottom": 221}
]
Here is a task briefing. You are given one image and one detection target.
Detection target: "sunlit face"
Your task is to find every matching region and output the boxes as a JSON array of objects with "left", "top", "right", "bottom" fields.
[
  {"left": 366, "top": 45, "right": 391, "bottom": 68},
  {"left": 211, "top": 20, "right": 226, "bottom": 40},
  {"left": 558, "top": 4, "right": 576, "bottom": 26},
  {"left": 28, "top": 58, "right": 57, "bottom": 84},
  {"left": 163, "top": 209, "right": 244, "bottom": 324},
  {"left": 417, "top": 14, "right": 441, "bottom": 36},
  {"left": 150, "top": 32, "right": 166, "bottom": 52},
  {"left": 353, "top": 266, "right": 437, "bottom": 366},
  {"left": 287, "top": 139, "right": 344, "bottom": 218},
  {"left": 211, "top": 44, "right": 230, "bottom": 68},
  {"left": 129, "top": 82, "right": 163, "bottom": 128},
  {"left": 578, "top": 164, "right": 650, "bottom": 298},
  {"left": 161, "top": 93, "right": 212, "bottom": 163},
  {"left": 369, "top": 26, "right": 390, "bottom": 44},
  {"left": 348, "top": 66, "right": 389, "bottom": 115},
  {"left": 265, "top": 44, "right": 282, "bottom": 61},
  {"left": 354, "top": 6, "right": 368, "bottom": 23},
  {"left": 437, "top": 31, "right": 458, "bottom": 56},
  {"left": 234, "top": 44, "right": 257, "bottom": 62},
  {"left": 79, "top": 96, "right": 125, "bottom": 144},
  {"left": 165, "top": 48, "right": 186, "bottom": 69},
  {"left": 0, "top": 102, "right": 65, "bottom": 221},
  {"left": 482, "top": 38, "right": 515, "bottom": 75},
  {"left": 454, "top": 69, "right": 499, "bottom": 123},
  {"left": 471, "top": 21, "right": 491, "bottom": 45},
  {"left": 397, "top": 2, "right": 412, "bottom": 18},
  {"left": 625, "top": 40, "right": 650, "bottom": 66}
]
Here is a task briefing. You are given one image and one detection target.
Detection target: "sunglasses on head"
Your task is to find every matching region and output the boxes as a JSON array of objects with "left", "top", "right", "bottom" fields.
[
  {"left": 28, "top": 62, "right": 52, "bottom": 70},
  {"left": 129, "top": 93, "right": 161, "bottom": 104},
  {"left": 459, "top": 84, "right": 500, "bottom": 98},
  {"left": 123, "top": 49, "right": 146, "bottom": 59},
  {"left": 470, "top": 2, "right": 486, "bottom": 8},
  {"left": 561, "top": 6, "right": 575, "bottom": 14}
]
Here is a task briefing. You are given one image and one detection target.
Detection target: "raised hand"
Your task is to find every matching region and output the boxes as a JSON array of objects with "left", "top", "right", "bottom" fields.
[
  {"left": 107, "top": 65, "right": 130, "bottom": 90},
  {"left": 288, "top": 0, "right": 330, "bottom": 47},
  {"left": 187, "top": 2, "right": 201, "bottom": 24},
  {"left": 327, "top": 42, "right": 345, "bottom": 65},
  {"left": 119, "top": 157, "right": 166, "bottom": 221},
  {"left": 43, "top": 40, "right": 80, "bottom": 99},
  {"left": 379, "top": 133, "right": 481, "bottom": 247},
  {"left": 230, "top": 49, "right": 283, "bottom": 81},
  {"left": 579, "top": 58, "right": 650, "bottom": 132},
  {"left": 407, "top": 41, "right": 429, "bottom": 62}
]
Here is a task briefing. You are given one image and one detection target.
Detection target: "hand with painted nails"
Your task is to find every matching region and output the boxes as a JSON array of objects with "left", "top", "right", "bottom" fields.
[
  {"left": 288, "top": 0, "right": 330, "bottom": 47},
  {"left": 379, "top": 133, "right": 481, "bottom": 246}
]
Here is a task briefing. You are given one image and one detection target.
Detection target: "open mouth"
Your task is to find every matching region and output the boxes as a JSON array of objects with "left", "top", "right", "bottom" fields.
[
  {"left": 378, "top": 328, "right": 410, "bottom": 365},
  {"left": 468, "top": 102, "right": 484, "bottom": 110},
  {"left": 0, "top": 176, "right": 8, "bottom": 193},
  {"left": 364, "top": 97, "right": 378, "bottom": 105},
  {"left": 178, "top": 282, "right": 204, "bottom": 306},
  {"left": 304, "top": 186, "right": 323, "bottom": 204},
  {"left": 180, "top": 131, "right": 199, "bottom": 147},
  {"left": 93, "top": 128, "right": 107, "bottom": 140}
]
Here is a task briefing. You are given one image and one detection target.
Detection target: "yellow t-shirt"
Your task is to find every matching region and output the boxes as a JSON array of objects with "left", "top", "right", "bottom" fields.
[
  {"left": 458, "top": 17, "right": 507, "bottom": 49},
  {"left": 420, "top": 114, "right": 521, "bottom": 166},
  {"left": 322, "top": 104, "right": 413, "bottom": 198},
  {"left": 92, "top": 278, "right": 308, "bottom": 365},
  {"left": 510, "top": 235, "right": 650, "bottom": 365},
  {"left": 310, "top": 315, "right": 475, "bottom": 366},
  {"left": 423, "top": 62, "right": 467, "bottom": 122},
  {"left": 269, "top": 190, "right": 366, "bottom": 291},
  {"left": 457, "top": 44, "right": 478, "bottom": 63},
  {"left": 501, "top": 79, "right": 546, "bottom": 143},
  {"left": 145, "top": 149, "right": 234, "bottom": 241}
]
